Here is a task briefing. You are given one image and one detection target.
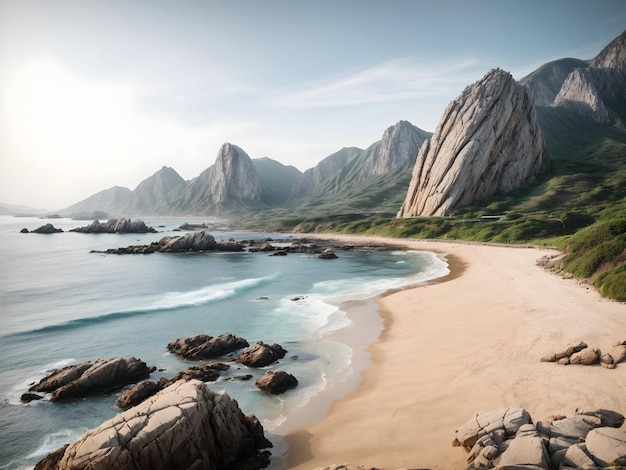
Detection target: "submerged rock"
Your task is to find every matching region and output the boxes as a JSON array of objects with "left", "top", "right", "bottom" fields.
[{"left": 35, "top": 380, "right": 271, "bottom": 470}]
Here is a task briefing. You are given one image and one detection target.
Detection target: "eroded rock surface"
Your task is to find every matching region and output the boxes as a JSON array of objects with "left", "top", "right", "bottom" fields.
[
  {"left": 255, "top": 370, "right": 298, "bottom": 395},
  {"left": 70, "top": 218, "right": 156, "bottom": 233},
  {"left": 397, "top": 69, "right": 546, "bottom": 217},
  {"left": 236, "top": 342, "right": 287, "bottom": 368},
  {"left": 35, "top": 380, "right": 271, "bottom": 470}
]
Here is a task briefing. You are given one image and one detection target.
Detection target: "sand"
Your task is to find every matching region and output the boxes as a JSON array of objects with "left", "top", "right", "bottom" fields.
[{"left": 284, "top": 235, "right": 626, "bottom": 470}]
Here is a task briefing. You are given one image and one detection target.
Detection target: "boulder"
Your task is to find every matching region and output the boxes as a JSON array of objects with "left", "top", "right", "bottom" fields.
[
  {"left": 236, "top": 342, "right": 287, "bottom": 367},
  {"left": 576, "top": 409, "right": 625, "bottom": 428},
  {"left": 116, "top": 380, "right": 161, "bottom": 409},
  {"left": 20, "top": 392, "right": 43, "bottom": 403},
  {"left": 168, "top": 362, "right": 230, "bottom": 383},
  {"left": 255, "top": 370, "right": 298, "bottom": 395},
  {"left": 167, "top": 333, "right": 249, "bottom": 360},
  {"left": 29, "top": 357, "right": 154, "bottom": 401},
  {"left": 540, "top": 340, "right": 588, "bottom": 362},
  {"left": 453, "top": 407, "right": 531, "bottom": 450},
  {"left": 318, "top": 248, "right": 338, "bottom": 259},
  {"left": 562, "top": 443, "right": 596, "bottom": 469},
  {"left": 35, "top": 380, "right": 271, "bottom": 470},
  {"left": 585, "top": 427, "right": 626, "bottom": 466},
  {"left": 569, "top": 347, "right": 600, "bottom": 365},
  {"left": 497, "top": 424, "right": 550, "bottom": 469}
]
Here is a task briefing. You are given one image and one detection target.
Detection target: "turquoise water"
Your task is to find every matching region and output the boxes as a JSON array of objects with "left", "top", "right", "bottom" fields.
[{"left": 0, "top": 215, "right": 448, "bottom": 469}]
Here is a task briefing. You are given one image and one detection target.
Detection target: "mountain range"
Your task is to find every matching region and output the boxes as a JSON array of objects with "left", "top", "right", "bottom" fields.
[{"left": 45, "top": 30, "right": 625, "bottom": 226}]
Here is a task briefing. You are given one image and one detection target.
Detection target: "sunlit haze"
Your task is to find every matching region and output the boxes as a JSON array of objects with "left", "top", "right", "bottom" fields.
[{"left": 1, "top": 0, "right": 625, "bottom": 209}]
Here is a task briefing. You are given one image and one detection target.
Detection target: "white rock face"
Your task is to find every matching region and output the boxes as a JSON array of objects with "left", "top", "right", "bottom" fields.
[
  {"left": 209, "top": 143, "right": 261, "bottom": 203},
  {"left": 397, "top": 69, "right": 546, "bottom": 217}
]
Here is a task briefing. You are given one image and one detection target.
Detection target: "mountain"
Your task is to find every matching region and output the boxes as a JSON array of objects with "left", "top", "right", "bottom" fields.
[
  {"left": 398, "top": 69, "right": 547, "bottom": 217},
  {"left": 209, "top": 143, "right": 261, "bottom": 204},
  {"left": 62, "top": 186, "right": 132, "bottom": 217},
  {"left": 127, "top": 166, "right": 185, "bottom": 215},
  {"left": 252, "top": 157, "right": 301, "bottom": 205},
  {"left": 291, "top": 147, "right": 362, "bottom": 197},
  {"left": 520, "top": 58, "right": 589, "bottom": 105},
  {"left": 0, "top": 202, "right": 50, "bottom": 216},
  {"left": 285, "top": 120, "right": 431, "bottom": 214}
]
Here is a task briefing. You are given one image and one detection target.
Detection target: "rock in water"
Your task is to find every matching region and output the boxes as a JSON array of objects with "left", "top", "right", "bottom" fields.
[
  {"left": 255, "top": 370, "right": 298, "bottom": 395},
  {"left": 29, "top": 357, "right": 154, "bottom": 401},
  {"left": 397, "top": 68, "right": 547, "bottom": 217},
  {"left": 167, "top": 333, "right": 249, "bottom": 360},
  {"left": 35, "top": 380, "right": 271, "bottom": 470},
  {"left": 236, "top": 342, "right": 287, "bottom": 367}
]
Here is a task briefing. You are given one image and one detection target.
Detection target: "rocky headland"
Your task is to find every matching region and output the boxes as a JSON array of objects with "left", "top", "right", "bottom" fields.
[{"left": 397, "top": 68, "right": 547, "bottom": 217}]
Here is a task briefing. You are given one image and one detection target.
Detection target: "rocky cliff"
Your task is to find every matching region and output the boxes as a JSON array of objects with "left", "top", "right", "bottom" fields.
[
  {"left": 357, "top": 120, "right": 430, "bottom": 179},
  {"left": 520, "top": 58, "right": 589, "bottom": 106},
  {"left": 398, "top": 69, "right": 547, "bottom": 217},
  {"left": 553, "top": 30, "right": 626, "bottom": 125},
  {"left": 209, "top": 143, "right": 261, "bottom": 203}
]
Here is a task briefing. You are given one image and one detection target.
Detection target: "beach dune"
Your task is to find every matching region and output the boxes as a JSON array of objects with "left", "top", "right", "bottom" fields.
[{"left": 285, "top": 236, "right": 626, "bottom": 469}]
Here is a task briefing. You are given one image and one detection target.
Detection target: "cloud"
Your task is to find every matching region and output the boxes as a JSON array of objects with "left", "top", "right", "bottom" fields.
[{"left": 268, "top": 56, "right": 485, "bottom": 109}]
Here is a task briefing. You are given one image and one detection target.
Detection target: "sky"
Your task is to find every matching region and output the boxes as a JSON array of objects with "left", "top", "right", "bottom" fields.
[{"left": 1, "top": 0, "right": 625, "bottom": 210}]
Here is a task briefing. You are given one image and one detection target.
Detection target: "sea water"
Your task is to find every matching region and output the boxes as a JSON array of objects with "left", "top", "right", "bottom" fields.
[{"left": 0, "top": 215, "right": 449, "bottom": 469}]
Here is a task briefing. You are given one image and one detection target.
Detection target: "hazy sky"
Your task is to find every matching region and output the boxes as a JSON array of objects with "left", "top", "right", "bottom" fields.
[{"left": 1, "top": 0, "right": 625, "bottom": 210}]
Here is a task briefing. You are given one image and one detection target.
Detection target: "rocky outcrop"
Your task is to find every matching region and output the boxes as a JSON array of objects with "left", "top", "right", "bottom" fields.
[
  {"left": 453, "top": 407, "right": 626, "bottom": 469},
  {"left": 35, "top": 380, "right": 271, "bottom": 470},
  {"left": 94, "top": 230, "right": 245, "bottom": 254},
  {"left": 541, "top": 339, "right": 626, "bottom": 368},
  {"left": 167, "top": 333, "right": 249, "bottom": 360},
  {"left": 116, "top": 380, "right": 161, "bottom": 409},
  {"left": 397, "top": 69, "right": 547, "bottom": 217},
  {"left": 210, "top": 143, "right": 261, "bottom": 203},
  {"left": 236, "top": 342, "right": 287, "bottom": 367},
  {"left": 255, "top": 370, "right": 298, "bottom": 395},
  {"left": 28, "top": 357, "right": 154, "bottom": 401},
  {"left": 70, "top": 218, "right": 157, "bottom": 233},
  {"left": 21, "top": 224, "right": 64, "bottom": 234}
]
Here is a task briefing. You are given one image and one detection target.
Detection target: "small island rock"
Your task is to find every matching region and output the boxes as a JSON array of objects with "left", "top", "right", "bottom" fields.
[
  {"left": 255, "top": 370, "right": 298, "bottom": 395},
  {"left": 236, "top": 341, "right": 287, "bottom": 367},
  {"left": 167, "top": 333, "right": 249, "bottom": 360}
]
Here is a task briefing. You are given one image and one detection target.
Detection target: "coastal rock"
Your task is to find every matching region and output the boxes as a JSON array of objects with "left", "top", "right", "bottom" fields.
[
  {"left": 168, "top": 362, "right": 230, "bottom": 383},
  {"left": 541, "top": 340, "right": 626, "bottom": 368},
  {"left": 70, "top": 218, "right": 156, "bottom": 233},
  {"left": 236, "top": 342, "right": 287, "bottom": 367},
  {"left": 454, "top": 408, "right": 626, "bottom": 470},
  {"left": 397, "top": 69, "right": 546, "bottom": 217},
  {"left": 96, "top": 230, "right": 245, "bottom": 254},
  {"left": 29, "top": 357, "right": 154, "bottom": 401},
  {"left": 27, "top": 224, "right": 64, "bottom": 234},
  {"left": 318, "top": 248, "right": 338, "bottom": 259},
  {"left": 167, "top": 333, "right": 249, "bottom": 360},
  {"left": 255, "top": 370, "right": 298, "bottom": 395},
  {"left": 585, "top": 427, "right": 626, "bottom": 466},
  {"left": 20, "top": 392, "right": 44, "bottom": 403},
  {"left": 116, "top": 380, "right": 161, "bottom": 409},
  {"left": 540, "top": 340, "right": 588, "bottom": 363},
  {"left": 35, "top": 380, "right": 271, "bottom": 470}
]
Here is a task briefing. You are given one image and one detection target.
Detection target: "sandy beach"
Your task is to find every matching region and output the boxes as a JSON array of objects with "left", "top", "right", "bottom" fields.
[{"left": 285, "top": 235, "right": 626, "bottom": 469}]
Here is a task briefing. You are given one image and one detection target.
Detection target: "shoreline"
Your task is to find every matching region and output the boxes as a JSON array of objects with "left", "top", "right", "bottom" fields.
[{"left": 284, "top": 235, "right": 626, "bottom": 469}]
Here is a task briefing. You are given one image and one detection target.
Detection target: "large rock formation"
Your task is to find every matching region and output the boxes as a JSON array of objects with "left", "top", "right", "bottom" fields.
[
  {"left": 93, "top": 231, "right": 246, "bottom": 254},
  {"left": 61, "top": 186, "right": 132, "bottom": 218},
  {"left": 209, "top": 143, "right": 261, "bottom": 203},
  {"left": 28, "top": 357, "right": 154, "bottom": 401},
  {"left": 235, "top": 341, "right": 287, "bottom": 368},
  {"left": 520, "top": 58, "right": 589, "bottom": 106},
  {"left": 35, "top": 380, "right": 271, "bottom": 470},
  {"left": 397, "top": 69, "right": 547, "bottom": 217},
  {"left": 126, "top": 166, "right": 185, "bottom": 214},
  {"left": 453, "top": 407, "right": 626, "bottom": 469}
]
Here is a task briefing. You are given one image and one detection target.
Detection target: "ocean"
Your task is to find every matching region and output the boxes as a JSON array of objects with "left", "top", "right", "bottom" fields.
[{"left": 0, "top": 215, "right": 449, "bottom": 469}]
